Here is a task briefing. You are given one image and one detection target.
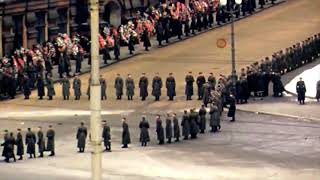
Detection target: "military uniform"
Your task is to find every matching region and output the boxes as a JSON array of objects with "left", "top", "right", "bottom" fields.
[
  {"left": 76, "top": 125, "right": 87, "bottom": 152},
  {"left": 114, "top": 76, "right": 124, "bottom": 100},
  {"left": 73, "top": 78, "right": 82, "bottom": 100},
  {"left": 61, "top": 77, "right": 70, "bottom": 100},
  {"left": 102, "top": 124, "right": 111, "bottom": 151},
  {"left": 166, "top": 75, "right": 176, "bottom": 101},
  {"left": 122, "top": 121, "right": 131, "bottom": 148},
  {"left": 126, "top": 77, "right": 135, "bottom": 100},
  {"left": 152, "top": 75, "right": 162, "bottom": 101},
  {"left": 139, "top": 75, "right": 148, "bottom": 101},
  {"left": 139, "top": 118, "right": 150, "bottom": 146},
  {"left": 185, "top": 74, "right": 195, "bottom": 100}
]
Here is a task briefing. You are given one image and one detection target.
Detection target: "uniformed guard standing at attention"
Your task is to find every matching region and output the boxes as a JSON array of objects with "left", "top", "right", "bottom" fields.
[
  {"left": 102, "top": 120, "right": 111, "bottom": 152},
  {"left": 16, "top": 129, "right": 24, "bottom": 160},
  {"left": 47, "top": 75, "right": 55, "bottom": 100},
  {"left": 60, "top": 74, "right": 70, "bottom": 100},
  {"left": 37, "top": 126, "right": 45, "bottom": 158},
  {"left": 25, "top": 128, "right": 36, "bottom": 158},
  {"left": 121, "top": 118, "right": 131, "bottom": 148},
  {"left": 76, "top": 122, "right": 87, "bottom": 153},
  {"left": 126, "top": 74, "right": 135, "bottom": 100},
  {"left": 139, "top": 73, "right": 149, "bottom": 101},
  {"left": 165, "top": 113, "right": 173, "bottom": 144},
  {"left": 198, "top": 104, "right": 207, "bottom": 134},
  {"left": 46, "top": 125, "right": 55, "bottom": 156},
  {"left": 185, "top": 72, "right": 195, "bottom": 100},
  {"left": 152, "top": 73, "right": 163, "bottom": 101},
  {"left": 196, "top": 72, "right": 206, "bottom": 100},
  {"left": 139, "top": 116, "right": 150, "bottom": 147},
  {"left": 156, "top": 115, "right": 165, "bottom": 145},
  {"left": 36, "top": 75, "right": 45, "bottom": 100},
  {"left": 296, "top": 77, "right": 306, "bottom": 105},
  {"left": 172, "top": 113, "right": 180, "bottom": 142},
  {"left": 166, "top": 73, "right": 176, "bottom": 101},
  {"left": 73, "top": 75, "right": 82, "bottom": 100},
  {"left": 100, "top": 75, "right": 107, "bottom": 100},
  {"left": 114, "top": 74, "right": 124, "bottom": 100},
  {"left": 181, "top": 110, "right": 190, "bottom": 140}
]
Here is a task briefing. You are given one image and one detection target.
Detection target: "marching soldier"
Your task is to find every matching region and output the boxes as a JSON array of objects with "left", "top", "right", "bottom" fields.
[
  {"left": 198, "top": 104, "right": 207, "bottom": 134},
  {"left": 165, "top": 113, "right": 173, "bottom": 144},
  {"left": 16, "top": 129, "right": 24, "bottom": 160},
  {"left": 76, "top": 122, "right": 87, "bottom": 153},
  {"left": 100, "top": 75, "right": 107, "bottom": 100},
  {"left": 37, "top": 126, "right": 45, "bottom": 158},
  {"left": 185, "top": 72, "right": 195, "bottom": 100},
  {"left": 121, "top": 118, "right": 131, "bottom": 148},
  {"left": 126, "top": 74, "right": 135, "bottom": 100},
  {"left": 156, "top": 115, "right": 165, "bottom": 145},
  {"left": 296, "top": 77, "right": 306, "bottom": 105},
  {"left": 73, "top": 75, "right": 82, "bottom": 100},
  {"left": 47, "top": 75, "right": 55, "bottom": 100},
  {"left": 102, "top": 120, "right": 111, "bottom": 151},
  {"left": 25, "top": 128, "right": 36, "bottom": 158},
  {"left": 139, "top": 73, "right": 149, "bottom": 101},
  {"left": 152, "top": 73, "right": 162, "bottom": 101},
  {"left": 172, "top": 113, "right": 180, "bottom": 142},
  {"left": 114, "top": 74, "right": 124, "bottom": 100},
  {"left": 181, "top": 110, "right": 190, "bottom": 140},
  {"left": 166, "top": 73, "right": 176, "bottom": 101},
  {"left": 46, "top": 125, "right": 55, "bottom": 156},
  {"left": 197, "top": 72, "right": 206, "bottom": 100},
  {"left": 60, "top": 75, "right": 70, "bottom": 100},
  {"left": 139, "top": 116, "right": 150, "bottom": 147}
]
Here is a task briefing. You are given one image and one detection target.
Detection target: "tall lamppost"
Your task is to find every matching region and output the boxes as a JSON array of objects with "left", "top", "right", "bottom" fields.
[{"left": 220, "top": 0, "right": 242, "bottom": 91}]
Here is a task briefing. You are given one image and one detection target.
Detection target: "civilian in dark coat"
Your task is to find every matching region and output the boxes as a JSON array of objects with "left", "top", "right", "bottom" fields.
[
  {"left": 22, "top": 74, "right": 31, "bottom": 99},
  {"left": 25, "top": 128, "right": 36, "bottom": 158},
  {"left": 196, "top": 72, "right": 206, "bottom": 100},
  {"left": 121, "top": 118, "right": 131, "bottom": 148},
  {"left": 172, "top": 113, "right": 180, "bottom": 142},
  {"left": 46, "top": 125, "right": 55, "bottom": 156},
  {"left": 77, "top": 122, "right": 87, "bottom": 152},
  {"left": 126, "top": 74, "right": 135, "bottom": 100},
  {"left": 189, "top": 109, "right": 199, "bottom": 139},
  {"left": 156, "top": 115, "right": 165, "bottom": 145},
  {"left": 198, "top": 105, "right": 207, "bottom": 134},
  {"left": 139, "top": 116, "right": 150, "bottom": 146},
  {"left": 228, "top": 95, "right": 236, "bottom": 122},
  {"left": 16, "top": 129, "right": 24, "bottom": 160},
  {"left": 139, "top": 73, "right": 149, "bottom": 101},
  {"left": 114, "top": 74, "right": 124, "bottom": 100},
  {"left": 37, "top": 127, "right": 46, "bottom": 158},
  {"left": 185, "top": 72, "right": 195, "bottom": 100},
  {"left": 1, "top": 132, "right": 16, "bottom": 163},
  {"left": 142, "top": 28, "right": 151, "bottom": 51},
  {"left": 152, "top": 73, "right": 162, "bottom": 101},
  {"left": 296, "top": 78, "right": 306, "bottom": 104},
  {"left": 165, "top": 114, "right": 173, "bottom": 143},
  {"left": 166, "top": 73, "right": 176, "bottom": 101},
  {"left": 73, "top": 76, "right": 82, "bottom": 100},
  {"left": 102, "top": 121, "right": 111, "bottom": 151},
  {"left": 181, "top": 111, "right": 190, "bottom": 140},
  {"left": 36, "top": 75, "right": 45, "bottom": 100}
]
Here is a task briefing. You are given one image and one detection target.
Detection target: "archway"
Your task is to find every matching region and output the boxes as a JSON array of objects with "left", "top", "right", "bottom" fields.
[{"left": 103, "top": 1, "right": 121, "bottom": 27}]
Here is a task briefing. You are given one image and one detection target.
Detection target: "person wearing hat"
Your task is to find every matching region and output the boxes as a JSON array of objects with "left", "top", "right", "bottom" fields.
[
  {"left": 152, "top": 73, "right": 163, "bottom": 101},
  {"left": 16, "top": 129, "right": 24, "bottom": 160},
  {"left": 46, "top": 75, "right": 56, "bottom": 100},
  {"left": 228, "top": 94, "right": 236, "bottom": 122},
  {"left": 37, "top": 126, "right": 45, "bottom": 158},
  {"left": 36, "top": 74, "right": 45, "bottom": 100},
  {"left": 185, "top": 72, "right": 195, "bottom": 101},
  {"left": 166, "top": 73, "right": 176, "bottom": 101},
  {"left": 208, "top": 73, "right": 216, "bottom": 90},
  {"left": 100, "top": 75, "right": 107, "bottom": 101},
  {"left": 121, "top": 118, "right": 131, "bottom": 148},
  {"left": 139, "top": 73, "right": 149, "bottom": 101},
  {"left": 2, "top": 130, "right": 9, "bottom": 159},
  {"left": 126, "top": 74, "right": 135, "bottom": 100},
  {"left": 165, "top": 113, "right": 173, "bottom": 144},
  {"left": 156, "top": 115, "right": 165, "bottom": 145},
  {"left": 25, "top": 128, "right": 36, "bottom": 158},
  {"left": 189, "top": 108, "right": 199, "bottom": 139},
  {"left": 60, "top": 74, "right": 70, "bottom": 100},
  {"left": 76, "top": 122, "right": 87, "bottom": 153},
  {"left": 73, "top": 75, "right": 82, "bottom": 100},
  {"left": 196, "top": 72, "right": 206, "bottom": 100},
  {"left": 139, "top": 116, "right": 150, "bottom": 147},
  {"left": 2, "top": 132, "right": 16, "bottom": 163},
  {"left": 46, "top": 125, "right": 55, "bottom": 156},
  {"left": 114, "top": 74, "right": 124, "bottom": 100},
  {"left": 209, "top": 104, "right": 220, "bottom": 133},
  {"left": 102, "top": 120, "right": 111, "bottom": 151},
  {"left": 181, "top": 110, "right": 190, "bottom": 140},
  {"left": 296, "top": 77, "right": 306, "bottom": 105},
  {"left": 198, "top": 104, "right": 207, "bottom": 134},
  {"left": 172, "top": 113, "right": 180, "bottom": 142},
  {"left": 128, "top": 31, "right": 135, "bottom": 55},
  {"left": 22, "top": 74, "right": 31, "bottom": 100}
]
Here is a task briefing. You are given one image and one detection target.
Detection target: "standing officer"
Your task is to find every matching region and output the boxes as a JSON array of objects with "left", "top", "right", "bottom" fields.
[
  {"left": 73, "top": 75, "right": 82, "bottom": 100},
  {"left": 25, "top": 128, "right": 36, "bottom": 158},
  {"left": 166, "top": 73, "right": 176, "bottom": 101},
  {"left": 121, "top": 118, "right": 131, "bottom": 148},
  {"left": 172, "top": 113, "right": 180, "bottom": 142},
  {"left": 100, "top": 75, "right": 107, "bottom": 100},
  {"left": 198, "top": 104, "right": 207, "bottom": 134},
  {"left": 156, "top": 115, "right": 165, "bottom": 145},
  {"left": 185, "top": 72, "right": 195, "bottom": 100},
  {"left": 126, "top": 74, "right": 135, "bottom": 100},
  {"left": 196, "top": 72, "right": 206, "bottom": 100},
  {"left": 36, "top": 75, "right": 45, "bottom": 100},
  {"left": 152, "top": 73, "right": 162, "bottom": 101},
  {"left": 139, "top": 116, "right": 150, "bottom": 147},
  {"left": 296, "top": 77, "right": 306, "bottom": 105},
  {"left": 181, "top": 110, "right": 190, "bottom": 140},
  {"left": 16, "top": 129, "right": 24, "bottom": 160},
  {"left": 76, "top": 122, "right": 87, "bottom": 153},
  {"left": 61, "top": 74, "right": 70, "bottom": 100},
  {"left": 139, "top": 73, "right": 149, "bottom": 101},
  {"left": 37, "top": 126, "right": 45, "bottom": 158},
  {"left": 46, "top": 125, "right": 55, "bottom": 156},
  {"left": 114, "top": 74, "right": 124, "bottom": 100},
  {"left": 165, "top": 113, "right": 173, "bottom": 144},
  {"left": 102, "top": 120, "right": 111, "bottom": 152}
]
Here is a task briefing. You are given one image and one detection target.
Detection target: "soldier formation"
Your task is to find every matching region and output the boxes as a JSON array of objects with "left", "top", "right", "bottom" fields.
[{"left": 1, "top": 126, "right": 55, "bottom": 163}]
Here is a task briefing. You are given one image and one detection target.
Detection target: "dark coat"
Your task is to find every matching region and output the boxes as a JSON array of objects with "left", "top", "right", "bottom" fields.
[
  {"left": 113, "top": 37, "right": 121, "bottom": 58},
  {"left": 46, "top": 129, "right": 55, "bottom": 151},
  {"left": 165, "top": 118, "right": 173, "bottom": 139},
  {"left": 296, "top": 80, "right": 306, "bottom": 101},
  {"left": 114, "top": 77, "right": 124, "bottom": 96},
  {"left": 2, "top": 136, "right": 15, "bottom": 158},
  {"left": 199, "top": 107, "right": 207, "bottom": 131},
  {"left": 181, "top": 114, "right": 190, "bottom": 136},
  {"left": 152, "top": 76, "right": 162, "bottom": 97},
  {"left": 77, "top": 126, "right": 87, "bottom": 148},
  {"left": 228, "top": 96, "right": 236, "bottom": 117},
  {"left": 36, "top": 77, "right": 45, "bottom": 97},
  {"left": 102, "top": 125, "right": 111, "bottom": 147},
  {"left": 185, "top": 75, "right": 195, "bottom": 96},
  {"left": 61, "top": 78, "right": 70, "bottom": 97},
  {"left": 73, "top": 78, "right": 82, "bottom": 97},
  {"left": 156, "top": 119, "right": 165, "bottom": 141},
  {"left": 139, "top": 76, "right": 149, "bottom": 97},
  {"left": 22, "top": 76, "right": 31, "bottom": 97},
  {"left": 2, "top": 133, "right": 8, "bottom": 157},
  {"left": 142, "top": 29, "right": 151, "bottom": 48},
  {"left": 316, "top": 80, "right": 320, "bottom": 99},
  {"left": 122, "top": 122, "right": 131, "bottom": 145},
  {"left": 47, "top": 78, "right": 56, "bottom": 97},
  {"left": 155, "top": 22, "right": 164, "bottom": 42},
  {"left": 139, "top": 119, "right": 150, "bottom": 143},
  {"left": 173, "top": 117, "right": 180, "bottom": 139},
  {"left": 126, "top": 77, "right": 135, "bottom": 96},
  {"left": 16, "top": 132, "right": 24, "bottom": 156},
  {"left": 189, "top": 112, "right": 199, "bottom": 136},
  {"left": 202, "top": 83, "right": 211, "bottom": 105},
  {"left": 25, "top": 131, "right": 36, "bottom": 154},
  {"left": 100, "top": 78, "right": 107, "bottom": 99},
  {"left": 166, "top": 76, "right": 176, "bottom": 97},
  {"left": 208, "top": 75, "right": 216, "bottom": 90},
  {"left": 210, "top": 106, "right": 220, "bottom": 127},
  {"left": 196, "top": 75, "right": 206, "bottom": 97},
  {"left": 128, "top": 36, "right": 135, "bottom": 51},
  {"left": 37, "top": 130, "right": 46, "bottom": 153}
]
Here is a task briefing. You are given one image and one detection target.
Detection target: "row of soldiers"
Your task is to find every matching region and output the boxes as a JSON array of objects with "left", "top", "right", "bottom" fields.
[
  {"left": 1, "top": 126, "right": 55, "bottom": 163},
  {"left": 22, "top": 72, "right": 219, "bottom": 102}
]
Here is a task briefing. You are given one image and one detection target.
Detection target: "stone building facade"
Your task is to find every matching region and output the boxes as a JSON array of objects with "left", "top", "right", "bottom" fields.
[{"left": 0, "top": 0, "right": 158, "bottom": 58}]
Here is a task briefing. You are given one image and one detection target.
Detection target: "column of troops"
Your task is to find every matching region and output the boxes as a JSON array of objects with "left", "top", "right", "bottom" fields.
[{"left": 1, "top": 126, "right": 55, "bottom": 163}]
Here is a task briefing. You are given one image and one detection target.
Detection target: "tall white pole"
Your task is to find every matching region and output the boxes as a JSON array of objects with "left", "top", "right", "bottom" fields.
[{"left": 89, "top": 0, "right": 102, "bottom": 180}]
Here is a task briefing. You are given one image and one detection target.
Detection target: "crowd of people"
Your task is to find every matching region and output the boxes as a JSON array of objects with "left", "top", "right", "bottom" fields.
[{"left": 0, "top": 0, "right": 279, "bottom": 100}]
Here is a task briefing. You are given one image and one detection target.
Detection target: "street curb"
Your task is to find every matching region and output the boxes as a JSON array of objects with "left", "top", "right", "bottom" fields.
[{"left": 237, "top": 108, "right": 320, "bottom": 122}]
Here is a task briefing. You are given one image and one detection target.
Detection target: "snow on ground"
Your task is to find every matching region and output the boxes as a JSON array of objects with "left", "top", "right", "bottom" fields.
[{"left": 285, "top": 64, "right": 320, "bottom": 97}]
